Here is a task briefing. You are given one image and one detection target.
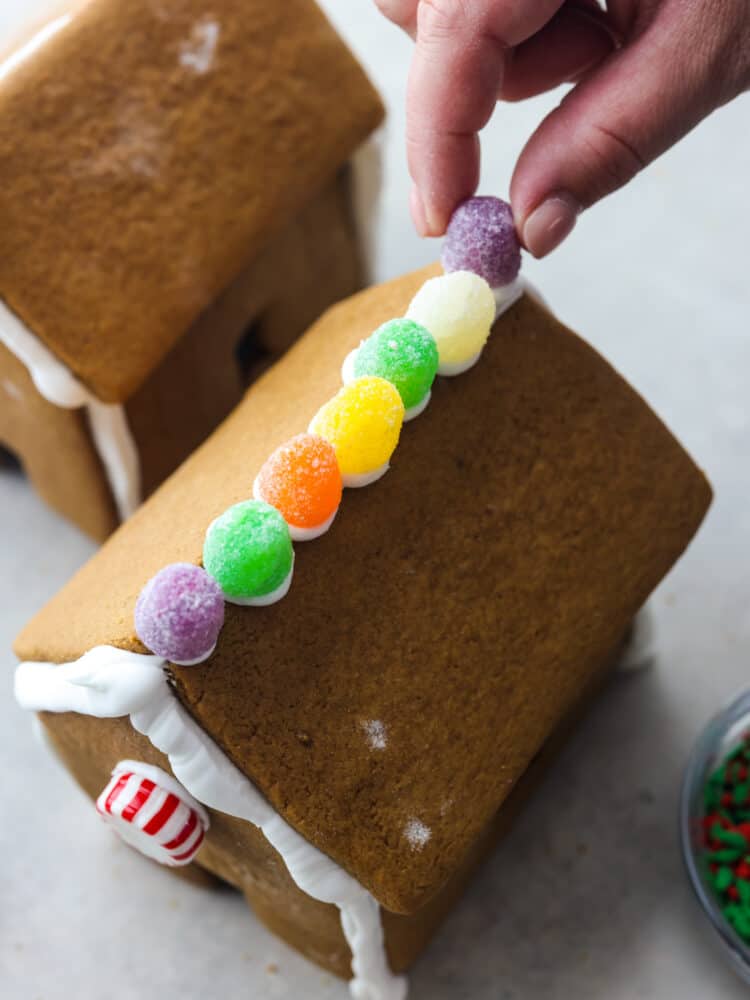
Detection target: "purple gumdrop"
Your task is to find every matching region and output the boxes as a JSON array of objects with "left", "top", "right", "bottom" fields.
[
  {"left": 135, "top": 563, "right": 225, "bottom": 666},
  {"left": 441, "top": 196, "right": 521, "bottom": 288}
]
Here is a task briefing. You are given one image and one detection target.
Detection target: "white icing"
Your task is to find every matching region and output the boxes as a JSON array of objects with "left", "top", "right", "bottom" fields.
[
  {"left": 437, "top": 351, "right": 482, "bottom": 377},
  {"left": 362, "top": 720, "right": 387, "bottom": 751},
  {"left": 403, "top": 391, "right": 431, "bottom": 422},
  {"left": 0, "top": 299, "right": 141, "bottom": 521},
  {"left": 491, "top": 277, "right": 525, "bottom": 317},
  {"left": 15, "top": 648, "right": 407, "bottom": 1000},
  {"left": 171, "top": 641, "right": 217, "bottom": 667},
  {"left": 252, "top": 477, "right": 339, "bottom": 541},
  {"left": 403, "top": 818, "right": 431, "bottom": 851},
  {"left": 179, "top": 20, "right": 220, "bottom": 75},
  {"left": 341, "top": 347, "right": 360, "bottom": 385},
  {"left": 0, "top": 14, "right": 74, "bottom": 84},
  {"left": 617, "top": 605, "right": 656, "bottom": 672},
  {"left": 342, "top": 464, "right": 389, "bottom": 489},
  {"left": 87, "top": 400, "right": 141, "bottom": 522},
  {"left": 222, "top": 559, "right": 295, "bottom": 607}
]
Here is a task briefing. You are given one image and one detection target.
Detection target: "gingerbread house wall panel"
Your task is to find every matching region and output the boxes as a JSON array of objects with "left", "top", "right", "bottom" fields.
[
  {"left": 0, "top": 341, "right": 117, "bottom": 538},
  {"left": 14, "top": 268, "right": 712, "bottom": 916},
  {"left": 0, "top": 0, "right": 383, "bottom": 403},
  {"left": 128, "top": 167, "right": 364, "bottom": 500},
  {"left": 36, "top": 636, "right": 616, "bottom": 980}
]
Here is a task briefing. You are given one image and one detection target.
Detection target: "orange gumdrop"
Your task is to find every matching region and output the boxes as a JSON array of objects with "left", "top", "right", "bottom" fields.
[{"left": 254, "top": 434, "right": 343, "bottom": 537}]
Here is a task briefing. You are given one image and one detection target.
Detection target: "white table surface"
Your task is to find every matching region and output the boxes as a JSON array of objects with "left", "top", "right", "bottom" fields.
[{"left": 2, "top": 2, "right": 750, "bottom": 998}]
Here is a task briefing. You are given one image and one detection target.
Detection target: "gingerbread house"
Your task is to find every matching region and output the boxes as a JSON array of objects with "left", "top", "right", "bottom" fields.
[
  {"left": 0, "top": 0, "right": 383, "bottom": 539},
  {"left": 14, "top": 248, "right": 711, "bottom": 998}
]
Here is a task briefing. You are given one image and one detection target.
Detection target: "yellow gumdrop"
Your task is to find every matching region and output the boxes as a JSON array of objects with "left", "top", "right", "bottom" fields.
[
  {"left": 309, "top": 376, "right": 404, "bottom": 485},
  {"left": 407, "top": 271, "right": 495, "bottom": 373}
]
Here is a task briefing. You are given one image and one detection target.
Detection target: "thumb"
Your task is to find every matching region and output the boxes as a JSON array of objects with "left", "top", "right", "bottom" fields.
[{"left": 511, "top": 4, "right": 740, "bottom": 257}]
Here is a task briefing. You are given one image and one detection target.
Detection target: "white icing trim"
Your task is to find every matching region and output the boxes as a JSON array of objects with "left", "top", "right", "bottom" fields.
[
  {"left": 342, "top": 347, "right": 360, "bottom": 385},
  {"left": 491, "top": 277, "right": 525, "bottom": 318},
  {"left": 403, "top": 391, "right": 431, "bottom": 422},
  {"left": 87, "top": 400, "right": 141, "bottom": 521},
  {"left": 342, "top": 464, "right": 389, "bottom": 489},
  {"left": 0, "top": 299, "right": 141, "bottom": 521},
  {"left": 14, "top": 648, "right": 407, "bottom": 1000},
  {"left": 170, "top": 642, "right": 217, "bottom": 667},
  {"left": 252, "top": 477, "right": 339, "bottom": 541},
  {"left": 617, "top": 606, "right": 656, "bottom": 673},
  {"left": 437, "top": 351, "right": 482, "bottom": 377},
  {"left": 221, "top": 559, "right": 295, "bottom": 607}
]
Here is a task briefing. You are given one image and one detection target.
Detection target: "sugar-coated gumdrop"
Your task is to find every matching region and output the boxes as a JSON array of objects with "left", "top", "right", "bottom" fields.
[
  {"left": 308, "top": 376, "right": 405, "bottom": 486},
  {"left": 353, "top": 318, "right": 438, "bottom": 411},
  {"left": 135, "top": 563, "right": 225, "bottom": 665},
  {"left": 441, "top": 196, "right": 521, "bottom": 288},
  {"left": 203, "top": 500, "right": 294, "bottom": 605},
  {"left": 407, "top": 271, "right": 495, "bottom": 374},
  {"left": 254, "top": 434, "right": 342, "bottom": 540}
]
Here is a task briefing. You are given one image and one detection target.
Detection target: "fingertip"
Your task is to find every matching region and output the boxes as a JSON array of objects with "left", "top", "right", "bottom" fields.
[
  {"left": 520, "top": 192, "right": 580, "bottom": 257},
  {"left": 410, "top": 184, "right": 430, "bottom": 237}
]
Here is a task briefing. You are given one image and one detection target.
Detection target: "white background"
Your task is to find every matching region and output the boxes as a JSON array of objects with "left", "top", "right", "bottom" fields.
[{"left": 2, "top": 1, "right": 750, "bottom": 998}]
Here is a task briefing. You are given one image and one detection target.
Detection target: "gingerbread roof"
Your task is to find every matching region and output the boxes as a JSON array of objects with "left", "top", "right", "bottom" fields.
[
  {"left": 0, "top": 0, "right": 382, "bottom": 403},
  {"left": 15, "top": 266, "right": 711, "bottom": 913}
]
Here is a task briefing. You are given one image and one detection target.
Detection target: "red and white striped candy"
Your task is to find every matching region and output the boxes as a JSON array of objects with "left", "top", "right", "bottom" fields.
[{"left": 96, "top": 760, "right": 209, "bottom": 867}]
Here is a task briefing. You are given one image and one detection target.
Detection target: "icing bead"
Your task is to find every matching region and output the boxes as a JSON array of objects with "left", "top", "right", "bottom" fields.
[
  {"left": 134, "top": 563, "right": 224, "bottom": 666},
  {"left": 96, "top": 760, "right": 209, "bottom": 867},
  {"left": 203, "top": 500, "right": 294, "bottom": 605},
  {"left": 309, "top": 376, "right": 404, "bottom": 487},
  {"left": 441, "top": 196, "right": 521, "bottom": 288},
  {"left": 253, "top": 434, "right": 342, "bottom": 541},
  {"left": 407, "top": 271, "right": 495, "bottom": 375},
  {"left": 350, "top": 318, "right": 438, "bottom": 415}
]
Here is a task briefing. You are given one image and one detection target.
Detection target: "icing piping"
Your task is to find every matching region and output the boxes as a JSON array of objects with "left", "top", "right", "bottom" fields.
[
  {"left": 0, "top": 299, "right": 141, "bottom": 521},
  {"left": 14, "top": 648, "right": 407, "bottom": 1000}
]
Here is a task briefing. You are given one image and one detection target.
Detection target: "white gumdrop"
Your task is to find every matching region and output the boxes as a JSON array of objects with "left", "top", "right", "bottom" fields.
[{"left": 406, "top": 271, "right": 495, "bottom": 375}]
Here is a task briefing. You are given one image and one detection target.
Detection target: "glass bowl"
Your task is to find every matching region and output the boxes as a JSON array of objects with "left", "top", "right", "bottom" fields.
[{"left": 681, "top": 688, "right": 750, "bottom": 983}]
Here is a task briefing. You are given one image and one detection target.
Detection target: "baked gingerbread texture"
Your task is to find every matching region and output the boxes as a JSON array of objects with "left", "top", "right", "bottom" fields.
[
  {"left": 15, "top": 265, "right": 711, "bottom": 977},
  {"left": 0, "top": 0, "right": 383, "bottom": 539}
]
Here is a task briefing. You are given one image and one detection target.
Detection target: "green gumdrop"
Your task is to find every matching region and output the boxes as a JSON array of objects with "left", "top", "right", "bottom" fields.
[
  {"left": 203, "top": 500, "right": 293, "bottom": 601},
  {"left": 354, "top": 318, "right": 438, "bottom": 410}
]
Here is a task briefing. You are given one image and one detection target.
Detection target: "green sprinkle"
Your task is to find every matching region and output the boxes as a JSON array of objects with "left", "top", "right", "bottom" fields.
[
  {"left": 707, "top": 849, "right": 743, "bottom": 863},
  {"left": 715, "top": 867, "right": 735, "bottom": 891},
  {"left": 733, "top": 782, "right": 750, "bottom": 804},
  {"left": 713, "top": 826, "right": 748, "bottom": 849}
]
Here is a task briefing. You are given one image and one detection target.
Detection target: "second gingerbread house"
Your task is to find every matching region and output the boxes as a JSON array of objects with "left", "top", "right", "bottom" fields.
[
  {"left": 14, "top": 242, "right": 710, "bottom": 997},
  {"left": 0, "top": 0, "right": 383, "bottom": 538}
]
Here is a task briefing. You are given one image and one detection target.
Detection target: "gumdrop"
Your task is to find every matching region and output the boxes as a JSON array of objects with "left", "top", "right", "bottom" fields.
[
  {"left": 135, "top": 563, "right": 225, "bottom": 665},
  {"left": 441, "top": 196, "right": 521, "bottom": 288},
  {"left": 407, "top": 271, "right": 495, "bottom": 375},
  {"left": 349, "top": 318, "right": 438, "bottom": 418},
  {"left": 309, "top": 376, "right": 404, "bottom": 487},
  {"left": 254, "top": 434, "right": 342, "bottom": 541},
  {"left": 203, "top": 500, "right": 294, "bottom": 605}
]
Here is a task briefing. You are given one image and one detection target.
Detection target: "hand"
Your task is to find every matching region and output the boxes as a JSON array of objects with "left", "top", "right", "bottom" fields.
[{"left": 375, "top": 0, "right": 750, "bottom": 256}]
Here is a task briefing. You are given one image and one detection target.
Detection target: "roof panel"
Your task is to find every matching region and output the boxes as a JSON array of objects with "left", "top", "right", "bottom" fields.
[
  {"left": 0, "top": 0, "right": 382, "bottom": 401},
  {"left": 15, "top": 267, "right": 711, "bottom": 912}
]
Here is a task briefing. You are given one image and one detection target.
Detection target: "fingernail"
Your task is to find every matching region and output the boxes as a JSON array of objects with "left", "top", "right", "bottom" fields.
[
  {"left": 410, "top": 184, "right": 430, "bottom": 237},
  {"left": 522, "top": 192, "right": 580, "bottom": 258}
]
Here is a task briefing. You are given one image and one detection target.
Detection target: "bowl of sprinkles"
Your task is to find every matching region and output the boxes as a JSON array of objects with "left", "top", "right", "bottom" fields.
[{"left": 681, "top": 689, "right": 750, "bottom": 982}]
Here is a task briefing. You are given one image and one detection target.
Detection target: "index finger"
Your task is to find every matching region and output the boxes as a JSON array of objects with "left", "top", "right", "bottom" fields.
[{"left": 407, "top": 0, "right": 566, "bottom": 234}]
